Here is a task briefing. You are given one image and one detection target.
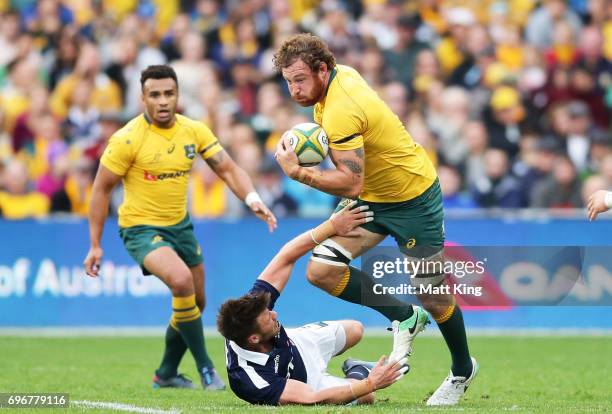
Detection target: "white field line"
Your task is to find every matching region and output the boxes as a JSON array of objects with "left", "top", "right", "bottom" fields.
[{"left": 72, "top": 400, "right": 180, "bottom": 414}]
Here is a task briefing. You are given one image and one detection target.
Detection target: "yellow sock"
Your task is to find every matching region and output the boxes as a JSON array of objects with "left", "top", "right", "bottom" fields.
[
  {"left": 434, "top": 299, "right": 456, "bottom": 324},
  {"left": 172, "top": 294, "right": 200, "bottom": 323},
  {"left": 330, "top": 268, "right": 351, "bottom": 296}
]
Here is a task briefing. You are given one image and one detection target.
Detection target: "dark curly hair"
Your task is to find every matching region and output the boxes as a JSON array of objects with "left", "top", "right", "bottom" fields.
[
  {"left": 217, "top": 292, "right": 270, "bottom": 347},
  {"left": 273, "top": 33, "right": 336, "bottom": 73}
]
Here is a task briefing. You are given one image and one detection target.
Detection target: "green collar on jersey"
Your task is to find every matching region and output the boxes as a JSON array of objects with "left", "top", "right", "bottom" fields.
[{"left": 324, "top": 67, "right": 338, "bottom": 97}]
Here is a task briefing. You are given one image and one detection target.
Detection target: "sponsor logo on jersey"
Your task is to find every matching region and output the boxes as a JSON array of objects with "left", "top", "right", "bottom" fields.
[
  {"left": 144, "top": 170, "right": 190, "bottom": 181},
  {"left": 151, "top": 235, "right": 163, "bottom": 244},
  {"left": 167, "top": 143, "right": 175, "bottom": 154},
  {"left": 406, "top": 238, "right": 416, "bottom": 249}
]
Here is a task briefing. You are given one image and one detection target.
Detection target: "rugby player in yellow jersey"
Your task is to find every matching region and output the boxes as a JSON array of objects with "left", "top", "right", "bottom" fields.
[
  {"left": 273, "top": 34, "right": 477, "bottom": 406},
  {"left": 83, "top": 65, "right": 277, "bottom": 391}
]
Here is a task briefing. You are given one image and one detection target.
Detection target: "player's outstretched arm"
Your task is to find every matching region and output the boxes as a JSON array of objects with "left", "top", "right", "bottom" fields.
[
  {"left": 257, "top": 201, "right": 372, "bottom": 293},
  {"left": 205, "top": 149, "right": 278, "bottom": 232},
  {"left": 279, "top": 355, "right": 407, "bottom": 405},
  {"left": 587, "top": 190, "right": 612, "bottom": 221},
  {"left": 84, "top": 165, "right": 122, "bottom": 277},
  {"left": 275, "top": 136, "right": 364, "bottom": 198}
]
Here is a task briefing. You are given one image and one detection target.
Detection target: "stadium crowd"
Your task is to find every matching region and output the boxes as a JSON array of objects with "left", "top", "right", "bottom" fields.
[{"left": 0, "top": 0, "right": 610, "bottom": 220}]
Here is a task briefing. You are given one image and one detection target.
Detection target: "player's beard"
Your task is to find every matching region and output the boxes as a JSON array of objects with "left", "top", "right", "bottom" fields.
[{"left": 298, "top": 76, "right": 325, "bottom": 107}]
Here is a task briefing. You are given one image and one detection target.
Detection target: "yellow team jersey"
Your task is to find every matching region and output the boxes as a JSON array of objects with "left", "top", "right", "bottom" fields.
[
  {"left": 314, "top": 65, "right": 437, "bottom": 203},
  {"left": 101, "top": 113, "right": 223, "bottom": 228}
]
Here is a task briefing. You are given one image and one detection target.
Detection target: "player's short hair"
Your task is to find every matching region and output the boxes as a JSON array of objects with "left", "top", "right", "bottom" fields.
[
  {"left": 273, "top": 33, "right": 336, "bottom": 73},
  {"left": 217, "top": 292, "right": 271, "bottom": 347},
  {"left": 140, "top": 65, "right": 178, "bottom": 91}
]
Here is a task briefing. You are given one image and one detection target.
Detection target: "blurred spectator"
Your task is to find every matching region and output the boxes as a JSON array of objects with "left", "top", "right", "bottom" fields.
[
  {"left": 382, "top": 81, "right": 410, "bottom": 123},
  {"left": 1, "top": 58, "right": 40, "bottom": 134},
  {"left": 512, "top": 134, "right": 558, "bottom": 206},
  {"left": 585, "top": 129, "right": 612, "bottom": 176},
  {"left": 50, "top": 157, "right": 94, "bottom": 216},
  {"left": 229, "top": 60, "right": 260, "bottom": 117},
  {"left": 358, "top": 46, "right": 389, "bottom": 89},
  {"left": 563, "top": 101, "right": 593, "bottom": 172},
  {"left": 450, "top": 24, "right": 493, "bottom": 89},
  {"left": 439, "top": 164, "right": 477, "bottom": 209},
  {"left": 382, "top": 13, "right": 428, "bottom": 89},
  {"left": 264, "top": 105, "right": 298, "bottom": 155},
  {"left": 472, "top": 148, "right": 522, "bottom": 207},
  {"left": 0, "top": 10, "right": 22, "bottom": 66},
  {"left": 256, "top": 156, "right": 297, "bottom": 217},
  {"left": 436, "top": 7, "right": 474, "bottom": 75},
  {"left": 0, "top": 159, "right": 49, "bottom": 219},
  {"left": 463, "top": 120, "right": 488, "bottom": 190},
  {"left": 544, "top": 20, "right": 579, "bottom": 68},
  {"left": 531, "top": 155, "right": 583, "bottom": 208},
  {"left": 525, "top": 0, "right": 582, "bottom": 50},
  {"left": 576, "top": 26, "right": 611, "bottom": 96},
  {"left": 227, "top": 123, "right": 257, "bottom": 156},
  {"left": 160, "top": 13, "right": 192, "bottom": 62},
  {"left": 251, "top": 81, "right": 284, "bottom": 143},
  {"left": 428, "top": 86, "right": 470, "bottom": 167},
  {"left": 171, "top": 31, "right": 214, "bottom": 115},
  {"left": 63, "top": 78, "right": 100, "bottom": 147},
  {"left": 483, "top": 86, "right": 528, "bottom": 160},
  {"left": 83, "top": 111, "right": 123, "bottom": 163},
  {"left": 358, "top": 0, "right": 396, "bottom": 50},
  {"left": 50, "top": 42, "right": 122, "bottom": 118},
  {"left": 189, "top": 159, "right": 228, "bottom": 218},
  {"left": 47, "top": 25, "right": 79, "bottom": 90},
  {"left": 316, "top": 1, "right": 361, "bottom": 62},
  {"left": 11, "top": 86, "right": 51, "bottom": 153},
  {"left": 406, "top": 112, "right": 438, "bottom": 167},
  {"left": 22, "top": 113, "right": 67, "bottom": 183}
]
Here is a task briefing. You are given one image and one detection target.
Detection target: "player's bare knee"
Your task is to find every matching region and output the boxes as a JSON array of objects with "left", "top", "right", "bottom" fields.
[
  {"left": 169, "top": 270, "right": 194, "bottom": 296},
  {"left": 347, "top": 320, "right": 364, "bottom": 343},
  {"left": 306, "top": 260, "right": 345, "bottom": 291}
]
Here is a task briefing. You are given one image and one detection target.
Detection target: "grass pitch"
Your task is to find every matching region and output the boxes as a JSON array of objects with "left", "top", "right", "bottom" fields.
[{"left": 1, "top": 334, "right": 610, "bottom": 413}]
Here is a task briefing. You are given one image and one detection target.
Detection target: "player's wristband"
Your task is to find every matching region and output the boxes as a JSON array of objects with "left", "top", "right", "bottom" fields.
[
  {"left": 245, "top": 192, "right": 262, "bottom": 207},
  {"left": 310, "top": 220, "right": 335, "bottom": 245},
  {"left": 605, "top": 191, "right": 612, "bottom": 209}
]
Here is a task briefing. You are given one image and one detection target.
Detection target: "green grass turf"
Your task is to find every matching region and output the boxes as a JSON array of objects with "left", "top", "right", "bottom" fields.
[{"left": 0, "top": 335, "right": 610, "bottom": 413}]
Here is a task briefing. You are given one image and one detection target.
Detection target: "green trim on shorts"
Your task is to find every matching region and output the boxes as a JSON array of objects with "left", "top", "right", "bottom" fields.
[
  {"left": 335, "top": 179, "right": 444, "bottom": 258},
  {"left": 119, "top": 214, "right": 203, "bottom": 275}
]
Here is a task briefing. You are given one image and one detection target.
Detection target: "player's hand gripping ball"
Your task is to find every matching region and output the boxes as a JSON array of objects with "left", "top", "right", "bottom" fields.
[{"left": 284, "top": 123, "right": 329, "bottom": 167}]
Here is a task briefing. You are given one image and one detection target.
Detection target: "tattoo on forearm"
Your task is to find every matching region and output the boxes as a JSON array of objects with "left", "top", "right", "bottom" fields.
[
  {"left": 206, "top": 150, "right": 225, "bottom": 169},
  {"left": 354, "top": 147, "right": 364, "bottom": 159},
  {"left": 339, "top": 159, "right": 363, "bottom": 174}
]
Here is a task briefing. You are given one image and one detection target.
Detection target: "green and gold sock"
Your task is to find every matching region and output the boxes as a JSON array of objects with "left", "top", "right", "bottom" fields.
[
  {"left": 173, "top": 295, "right": 213, "bottom": 371},
  {"left": 333, "top": 266, "right": 414, "bottom": 322},
  {"left": 435, "top": 301, "right": 472, "bottom": 377},
  {"left": 155, "top": 319, "right": 188, "bottom": 380}
]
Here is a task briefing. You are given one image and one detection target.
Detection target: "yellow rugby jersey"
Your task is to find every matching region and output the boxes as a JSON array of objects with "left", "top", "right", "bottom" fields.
[
  {"left": 101, "top": 113, "right": 223, "bottom": 228},
  {"left": 313, "top": 65, "right": 437, "bottom": 203}
]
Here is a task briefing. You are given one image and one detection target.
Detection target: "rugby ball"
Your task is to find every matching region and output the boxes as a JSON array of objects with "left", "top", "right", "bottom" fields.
[{"left": 285, "top": 123, "right": 329, "bottom": 167}]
